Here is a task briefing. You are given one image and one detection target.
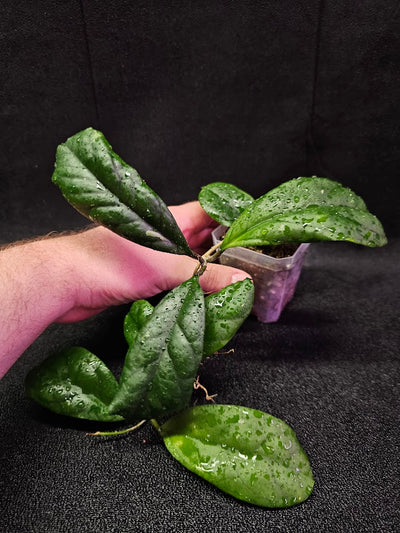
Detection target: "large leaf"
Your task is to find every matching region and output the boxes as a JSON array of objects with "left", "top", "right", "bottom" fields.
[
  {"left": 110, "top": 277, "right": 205, "bottom": 421},
  {"left": 199, "top": 182, "right": 254, "bottom": 226},
  {"left": 52, "top": 127, "right": 194, "bottom": 256},
  {"left": 161, "top": 404, "right": 314, "bottom": 508},
  {"left": 25, "top": 347, "right": 123, "bottom": 422},
  {"left": 124, "top": 300, "right": 154, "bottom": 346},
  {"left": 203, "top": 278, "right": 254, "bottom": 357},
  {"left": 222, "top": 176, "right": 387, "bottom": 249}
]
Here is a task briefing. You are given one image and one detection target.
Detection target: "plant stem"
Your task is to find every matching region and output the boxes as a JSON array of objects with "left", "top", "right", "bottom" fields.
[
  {"left": 202, "top": 241, "right": 222, "bottom": 263},
  {"left": 86, "top": 419, "right": 147, "bottom": 437},
  {"left": 192, "top": 241, "right": 222, "bottom": 277},
  {"left": 150, "top": 418, "right": 161, "bottom": 433},
  {"left": 193, "top": 254, "right": 207, "bottom": 277}
]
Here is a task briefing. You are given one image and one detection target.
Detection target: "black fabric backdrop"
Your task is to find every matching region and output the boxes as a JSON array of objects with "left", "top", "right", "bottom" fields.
[{"left": 1, "top": 2, "right": 399, "bottom": 532}]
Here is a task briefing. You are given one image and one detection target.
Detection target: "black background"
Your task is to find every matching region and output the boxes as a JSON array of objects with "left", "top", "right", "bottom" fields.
[
  {"left": 1, "top": 0, "right": 400, "bottom": 239},
  {"left": 1, "top": 2, "right": 399, "bottom": 532}
]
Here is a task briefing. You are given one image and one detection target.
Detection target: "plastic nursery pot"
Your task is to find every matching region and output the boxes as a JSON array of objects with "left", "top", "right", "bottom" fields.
[{"left": 212, "top": 226, "right": 310, "bottom": 323}]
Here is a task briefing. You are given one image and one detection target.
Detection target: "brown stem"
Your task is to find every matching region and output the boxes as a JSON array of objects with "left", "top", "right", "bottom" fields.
[{"left": 202, "top": 241, "right": 222, "bottom": 263}]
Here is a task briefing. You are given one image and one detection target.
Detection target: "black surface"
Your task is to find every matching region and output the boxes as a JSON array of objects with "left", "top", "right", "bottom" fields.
[
  {"left": 1, "top": 2, "right": 400, "bottom": 532},
  {"left": 1, "top": 1, "right": 399, "bottom": 237},
  {"left": 1, "top": 241, "right": 399, "bottom": 532}
]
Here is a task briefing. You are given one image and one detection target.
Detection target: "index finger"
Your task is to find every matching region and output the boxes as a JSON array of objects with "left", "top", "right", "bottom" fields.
[{"left": 169, "top": 201, "right": 218, "bottom": 249}]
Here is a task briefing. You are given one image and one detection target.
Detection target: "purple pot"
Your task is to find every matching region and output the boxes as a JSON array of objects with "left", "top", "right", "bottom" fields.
[{"left": 212, "top": 226, "right": 310, "bottom": 323}]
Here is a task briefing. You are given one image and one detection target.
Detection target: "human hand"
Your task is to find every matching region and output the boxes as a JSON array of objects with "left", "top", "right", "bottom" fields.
[
  {"left": 57, "top": 201, "right": 250, "bottom": 322},
  {"left": 0, "top": 201, "right": 250, "bottom": 376}
]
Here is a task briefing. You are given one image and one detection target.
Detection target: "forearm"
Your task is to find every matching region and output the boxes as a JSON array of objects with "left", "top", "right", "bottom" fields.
[{"left": 0, "top": 237, "right": 77, "bottom": 377}]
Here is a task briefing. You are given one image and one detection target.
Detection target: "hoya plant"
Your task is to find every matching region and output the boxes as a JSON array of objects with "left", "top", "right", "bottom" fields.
[
  {"left": 197, "top": 175, "right": 388, "bottom": 322},
  {"left": 198, "top": 178, "right": 386, "bottom": 249},
  {"left": 26, "top": 127, "right": 386, "bottom": 509}
]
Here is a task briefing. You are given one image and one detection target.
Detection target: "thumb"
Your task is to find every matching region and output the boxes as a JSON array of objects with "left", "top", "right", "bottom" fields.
[{"left": 198, "top": 262, "right": 251, "bottom": 294}]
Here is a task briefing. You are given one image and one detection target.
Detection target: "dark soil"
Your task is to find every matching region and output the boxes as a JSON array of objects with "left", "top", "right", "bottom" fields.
[{"left": 247, "top": 243, "right": 300, "bottom": 258}]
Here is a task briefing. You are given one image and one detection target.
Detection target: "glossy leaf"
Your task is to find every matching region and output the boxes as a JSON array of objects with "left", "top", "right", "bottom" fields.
[
  {"left": 203, "top": 278, "right": 254, "bottom": 357},
  {"left": 124, "top": 300, "right": 154, "bottom": 346},
  {"left": 222, "top": 176, "right": 387, "bottom": 249},
  {"left": 110, "top": 277, "right": 205, "bottom": 421},
  {"left": 25, "top": 347, "right": 123, "bottom": 422},
  {"left": 161, "top": 404, "right": 314, "bottom": 508},
  {"left": 199, "top": 182, "right": 254, "bottom": 226},
  {"left": 224, "top": 205, "right": 387, "bottom": 249},
  {"left": 52, "top": 127, "right": 194, "bottom": 256}
]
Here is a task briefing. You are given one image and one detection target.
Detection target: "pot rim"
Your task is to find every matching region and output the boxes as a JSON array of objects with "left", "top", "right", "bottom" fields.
[{"left": 211, "top": 225, "right": 310, "bottom": 271}]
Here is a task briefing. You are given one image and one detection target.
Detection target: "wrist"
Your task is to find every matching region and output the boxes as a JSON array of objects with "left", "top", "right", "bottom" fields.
[
  {"left": 0, "top": 236, "right": 78, "bottom": 376},
  {"left": 5, "top": 236, "right": 78, "bottom": 319}
]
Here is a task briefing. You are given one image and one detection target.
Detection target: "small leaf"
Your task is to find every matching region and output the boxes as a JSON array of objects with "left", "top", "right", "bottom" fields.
[
  {"left": 161, "top": 404, "right": 314, "bottom": 508},
  {"left": 223, "top": 176, "right": 387, "bottom": 249},
  {"left": 124, "top": 300, "right": 154, "bottom": 346},
  {"left": 203, "top": 278, "right": 254, "bottom": 357},
  {"left": 110, "top": 277, "right": 205, "bottom": 421},
  {"left": 199, "top": 182, "right": 254, "bottom": 226},
  {"left": 52, "top": 127, "right": 194, "bottom": 256},
  {"left": 25, "top": 347, "right": 123, "bottom": 422}
]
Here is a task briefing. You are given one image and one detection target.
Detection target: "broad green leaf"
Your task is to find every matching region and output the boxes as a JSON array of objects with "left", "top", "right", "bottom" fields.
[
  {"left": 199, "top": 182, "right": 254, "bottom": 226},
  {"left": 203, "top": 278, "right": 254, "bottom": 357},
  {"left": 222, "top": 177, "right": 387, "bottom": 249},
  {"left": 52, "top": 127, "right": 194, "bottom": 256},
  {"left": 124, "top": 300, "right": 154, "bottom": 346},
  {"left": 161, "top": 404, "right": 314, "bottom": 508},
  {"left": 223, "top": 204, "right": 387, "bottom": 249},
  {"left": 246, "top": 176, "right": 369, "bottom": 215},
  {"left": 25, "top": 347, "right": 123, "bottom": 422},
  {"left": 110, "top": 277, "right": 205, "bottom": 421}
]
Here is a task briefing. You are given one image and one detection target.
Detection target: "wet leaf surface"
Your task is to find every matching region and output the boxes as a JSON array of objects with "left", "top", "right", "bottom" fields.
[
  {"left": 25, "top": 347, "right": 123, "bottom": 422},
  {"left": 222, "top": 177, "right": 387, "bottom": 249},
  {"left": 124, "top": 300, "right": 154, "bottom": 346},
  {"left": 199, "top": 182, "right": 254, "bottom": 226},
  {"left": 110, "top": 277, "right": 205, "bottom": 421},
  {"left": 203, "top": 278, "right": 254, "bottom": 357},
  {"left": 161, "top": 404, "right": 314, "bottom": 507},
  {"left": 52, "top": 127, "right": 193, "bottom": 256}
]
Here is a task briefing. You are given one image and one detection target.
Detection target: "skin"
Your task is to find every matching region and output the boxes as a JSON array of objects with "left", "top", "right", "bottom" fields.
[{"left": 0, "top": 201, "right": 249, "bottom": 378}]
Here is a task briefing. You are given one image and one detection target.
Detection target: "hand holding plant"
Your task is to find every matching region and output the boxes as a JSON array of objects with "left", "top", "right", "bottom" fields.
[
  {"left": 56, "top": 202, "right": 248, "bottom": 323},
  {"left": 26, "top": 127, "right": 386, "bottom": 508}
]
